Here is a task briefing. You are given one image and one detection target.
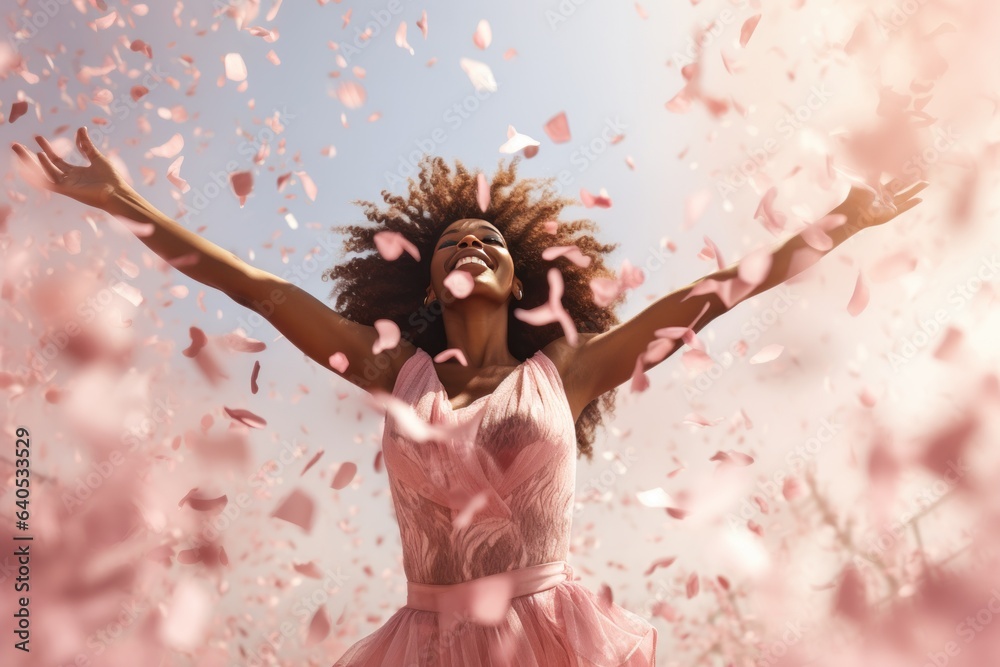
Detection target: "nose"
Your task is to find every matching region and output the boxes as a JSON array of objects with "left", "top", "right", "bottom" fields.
[{"left": 457, "top": 234, "right": 483, "bottom": 248}]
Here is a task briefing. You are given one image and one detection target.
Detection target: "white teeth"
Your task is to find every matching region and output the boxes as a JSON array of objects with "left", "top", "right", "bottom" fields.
[{"left": 455, "top": 256, "right": 489, "bottom": 269}]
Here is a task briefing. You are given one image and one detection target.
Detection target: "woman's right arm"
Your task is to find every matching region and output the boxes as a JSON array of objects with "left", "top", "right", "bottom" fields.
[{"left": 11, "top": 126, "right": 414, "bottom": 394}]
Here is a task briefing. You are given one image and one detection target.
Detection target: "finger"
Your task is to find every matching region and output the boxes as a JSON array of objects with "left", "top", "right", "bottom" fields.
[
  {"left": 10, "top": 145, "right": 56, "bottom": 192},
  {"left": 893, "top": 198, "right": 923, "bottom": 217},
  {"left": 36, "top": 151, "right": 65, "bottom": 182},
  {"left": 894, "top": 181, "right": 930, "bottom": 203},
  {"left": 76, "top": 126, "right": 99, "bottom": 162},
  {"left": 34, "top": 135, "right": 73, "bottom": 171}
]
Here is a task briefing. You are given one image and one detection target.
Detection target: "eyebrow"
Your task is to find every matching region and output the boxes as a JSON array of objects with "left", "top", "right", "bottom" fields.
[{"left": 439, "top": 225, "right": 501, "bottom": 238}]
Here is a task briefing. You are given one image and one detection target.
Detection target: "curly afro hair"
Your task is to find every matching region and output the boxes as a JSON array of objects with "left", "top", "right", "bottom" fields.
[{"left": 322, "top": 156, "right": 626, "bottom": 461}]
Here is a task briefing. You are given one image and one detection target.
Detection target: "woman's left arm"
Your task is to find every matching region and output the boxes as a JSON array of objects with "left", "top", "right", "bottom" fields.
[{"left": 549, "top": 179, "right": 928, "bottom": 416}]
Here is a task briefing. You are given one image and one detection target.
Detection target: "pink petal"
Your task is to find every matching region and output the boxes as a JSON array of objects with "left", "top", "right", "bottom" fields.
[
  {"left": 739, "top": 14, "right": 762, "bottom": 48},
  {"left": 580, "top": 187, "right": 612, "bottom": 208},
  {"left": 271, "top": 488, "right": 315, "bottom": 533},
  {"left": 166, "top": 156, "right": 190, "bottom": 193},
  {"left": 801, "top": 214, "right": 846, "bottom": 251},
  {"left": 444, "top": 270, "right": 475, "bottom": 299},
  {"left": 8, "top": 101, "right": 29, "bottom": 124},
  {"left": 736, "top": 247, "right": 773, "bottom": 287},
  {"left": 182, "top": 326, "right": 208, "bottom": 358},
  {"left": 336, "top": 81, "right": 367, "bottom": 109},
  {"left": 933, "top": 327, "right": 964, "bottom": 361},
  {"left": 643, "top": 557, "right": 676, "bottom": 576},
  {"left": 460, "top": 58, "right": 497, "bottom": 93},
  {"left": 250, "top": 360, "right": 261, "bottom": 394},
  {"left": 453, "top": 491, "right": 488, "bottom": 530},
  {"left": 150, "top": 133, "right": 184, "bottom": 159},
  {"left": 683, "top": 189, "right": 711, "bottom": 231},
  {"left": 686, "top": 573, "right": 700, "bottom": 599},
  {"left": 223, "top": 406, "right": 267, "bottom": 428},
  {"left": 749, "top": 344, "right": 784, "bottom": 365},
  {"left": 434, "top": 349, "right": 468, "bottom": 366},
  {"left": 220, "top": 331, "right": 267, "bottom": 352},
  {"left": 847, "top": 271, "right": 870, "bottom": 317},
  {"left": 416, "top": 11, "right": 428, "bottom": 38},
  {"left": 395, "top": 22, "right": 414, "bottom": 55},
  {"left": 229, "top": 171, "right": 254, "bottom": 207},
  {"left": 472, "top": 19, "right": 492, "bottom": 50},
  {"left": 544, "top": 112, "right": 571, "bottom": 144},
  {"left": 179, "top": 489, "right": 229, "bottom": 512},
  {"left": 330, "top": 462, "right": 357, "bottom": 490},
  {"left": 295, "top": 170, "right": 317, "bottom": 201},
  {"left": 328, "top": 352, "right": 349, "bottom": 373},
  {"left": 372, "top": 319, "right": 401, "bottom": 354},
  {"left": 373, "top": 230, "right": 421, "bottom": 262},
  {"left": 754, "top": 187, "right": 787, "bottom": 235},
  {"left": 541, "top": 245, "right": 591, "bottom": 267},
  {"left": 306, "top": 607, "right": 331, "bottom": 645},
  {"left": 301, "top": 450, "right": 324, "bottom": 476},
  {"left": 224, "top": 53, "right": 248, "bottom": 81},
  {"left": 499, "top": 125, "right": 539, "bottom": 153},
  {"left": 476, "top": 172, "right": 490, "bottom": 212}
]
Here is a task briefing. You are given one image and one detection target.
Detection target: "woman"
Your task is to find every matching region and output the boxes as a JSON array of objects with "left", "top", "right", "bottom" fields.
[{"left": 11, "top": 128, "right": 926, "bottom": 666}]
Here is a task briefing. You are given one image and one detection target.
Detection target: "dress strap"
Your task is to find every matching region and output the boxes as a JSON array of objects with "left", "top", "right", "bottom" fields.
[{"left": 405, "top": 560, "right": 574, "bottom": 625}]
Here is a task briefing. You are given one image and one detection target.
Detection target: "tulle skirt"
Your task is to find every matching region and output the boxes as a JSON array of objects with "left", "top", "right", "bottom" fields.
[{"left": 332, "top": 561, "right": 657, "bottom": 666}]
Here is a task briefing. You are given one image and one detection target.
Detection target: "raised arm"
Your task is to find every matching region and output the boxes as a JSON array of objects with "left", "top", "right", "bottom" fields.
[
  {"left": 11, "top": 126, "right": 413, "bottom": 393},
  {"left": 546, "top": 179, "right": 928, "bottom": 418}
]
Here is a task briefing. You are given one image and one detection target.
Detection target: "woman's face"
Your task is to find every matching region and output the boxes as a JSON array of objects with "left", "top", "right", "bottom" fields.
[{"left": 426, "top": 218, "right": 521, "bottom": 307}]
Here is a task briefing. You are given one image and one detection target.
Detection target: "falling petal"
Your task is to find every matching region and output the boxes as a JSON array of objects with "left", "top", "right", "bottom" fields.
[
  {"left": 373, "top": 231, "right": 421, "bottom": 262},
  {"left": 473, "top": 19, "right": 492, "bottom": 49},
  {"left": 271, "top": 488, "right": 315, "bottom": 533},
  {"left": 749, "top": 344, "right": 784, "bottom": 365},
  {"left": 331, "top": 462, "right": 357, "bottom": 490},
  {"left": 476, "top": 172, "right": 490, "bottom": 212},
  {"left": 544, "top": 112, "right": 571, "bottom": 143},
  {"left": 444, "top": 270, "right": 475, "bottom": 299},
  {"left": 372, "top": 319, "right": 401, "bottom": 354},
  {"left": 223, "top": 406, "right": 267, "bottom": 428}
]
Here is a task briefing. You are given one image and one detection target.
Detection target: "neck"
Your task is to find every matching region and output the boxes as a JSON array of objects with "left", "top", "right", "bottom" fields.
[{"left": 441, "top": 298, "right": 518, "bottom": 368}]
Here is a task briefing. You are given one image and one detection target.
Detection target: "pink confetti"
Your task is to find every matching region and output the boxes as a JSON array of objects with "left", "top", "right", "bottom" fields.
[
  {"left": 444, "top": 270, "right": 475, "bottom": 299},
  {"left": 476, "top": 172, "right": 490, "bottom": 212},
  {"left": 150, "top": 133, "right": 184, "bottom": 159},
  {"left": 499, "top": 125, "right": 539, "bottom": 153},
  {"left": 271, "top": 488, "right": 315, "bottom": 533},
  {"left": 416, "top": 11, "right": 428, "bottom": 38},
  {"left": 224, "top": 53, "right": 248, "bottom": 82},
  {"left": 331, "top": 462, "right": 358, "bottom": 490},
  {"left": 336, "top": 81, "right": 367, "bottom": 109},
  {"left": 686, "top": 573, "right": 700, "bottom": 599},
  {"left": 847, "top": 271, "right": 870, "bottom": 317},
  {"left": 230, "top": 171, "right": 254, "bottom": 207},
  {"left": 749, "top": 344, "right": 784, "bottom": 365},
  {"left": 250, "top": 360, "right": 261, "bottom": 394},
  {"left": 223, "top": 406, "right": 267, "bottom": 428},
  {"left": 643, "top": 557, "right": 676, "bottom": 576},
  {"left": 544, "top": 112, "right": 571, "bottom": 144},
  {"left": 182, "top": 326, "right": 208, "bottom": 358},
  {"left": 328, "top": 352, "right": 349, "bottom": 373},
  {"left": 683, "top": 189, "right": 711, "bottom": 231},
  {"left": 754, "top": 187, "right": 787, "bottom": 235},
  {"left": 740, "top": 14, "right": 762, "bottom": 48},
  {"left": 473, "top": 19, "right": 492, "bottom": 49},
  {"left": 542, "top": 245, "right": 592, "bottom": 268},
  {"left": 166, "top": 156, "right": 190, "bottom": 193},
  {"left": 395, "top": 22, "right": 414, "bottom": 55},
  {"left": 295, "top": 170, "right": 317, "bottom": 201},
  {"left": 372, "top": 319, "right": 401, "bottom": 354},
  {"left": 580, "top": 187, "right": 612, "bottom": 208},
  {"left": 514, "top": 268, "right": 578, "bottom": 345},
  {"left": 373, "top": 231, "right": 420, "bottom": 262},
  {"left": 306, "top": 607, "right": 331, "bottom": 646},
  {"left": 460, "top": 57, "right": 497, "bottom": 93},
  {"left": 434, "top": 348, "right": 468, "bottom": 366},
  {"left": 179, "top": 489, "right": 228, "bottom": 513},
  {"left": 9, "top": 100, "right": 29, "bottom": 123}
]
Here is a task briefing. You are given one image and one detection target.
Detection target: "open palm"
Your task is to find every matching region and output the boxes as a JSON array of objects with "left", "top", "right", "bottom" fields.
[
  {"left": 833, "top": 178, "right": 929, "bottom": 230},
  {"left": 11, "top": 126, "right": 131, "bottom": 212}
]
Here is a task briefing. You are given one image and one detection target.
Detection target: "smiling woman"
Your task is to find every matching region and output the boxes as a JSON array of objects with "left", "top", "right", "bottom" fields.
[{"left": 323, "top": 155, "right": 627, "bottom": 461}]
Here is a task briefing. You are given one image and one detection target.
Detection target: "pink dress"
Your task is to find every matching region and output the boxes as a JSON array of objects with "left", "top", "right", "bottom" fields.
[{"left": 332, "top": 347, "right": 657, "bottom": 666}]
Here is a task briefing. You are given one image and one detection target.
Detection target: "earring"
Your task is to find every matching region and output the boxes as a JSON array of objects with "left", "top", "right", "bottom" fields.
[
  {"left": 424, "top": 295, "right": 437, "bottom": 307},
  {"left": 514, "top": 287, "right": 523, "bottom": 300}
]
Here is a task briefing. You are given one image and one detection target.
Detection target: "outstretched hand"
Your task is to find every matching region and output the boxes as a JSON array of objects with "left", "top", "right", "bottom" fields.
[
  {"left": 832, "top": 178, "right": 929, "bottom": 231},
  {"left": 10, "top": 126, "right": 133, "bottom": 213}
]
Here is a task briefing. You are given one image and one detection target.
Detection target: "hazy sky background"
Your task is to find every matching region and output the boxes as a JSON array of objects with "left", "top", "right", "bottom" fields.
[{"left": 3, "top": 0, "right": 998, "bottom": 663}]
